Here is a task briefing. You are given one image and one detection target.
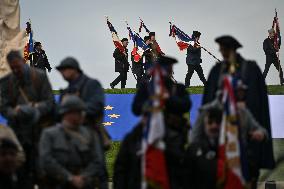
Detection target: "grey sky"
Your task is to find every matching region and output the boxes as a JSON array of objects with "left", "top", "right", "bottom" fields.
[{"left": 20, "top": 0, "right": 283, "bottom": 89}]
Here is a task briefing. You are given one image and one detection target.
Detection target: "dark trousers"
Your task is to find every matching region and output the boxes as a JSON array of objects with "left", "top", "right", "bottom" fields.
[
  {"left": 134, "top": 67, "right": 144, "bottom": 88},
  {"left": 185, "top": 64, "right": 206, "bottom": 87},
  {"left": 111, "top": 71, "right": 127, "bottom": 88},
  {"left": 263, "top": 56, "right": 284, "bottom": 84}
]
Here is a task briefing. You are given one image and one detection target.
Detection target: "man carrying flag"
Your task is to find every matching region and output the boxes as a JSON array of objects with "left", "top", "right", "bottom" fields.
[
  {"left": 113, "top": 56, "right": 191, "bottom": 189},
  {"left": 107, "top": 18, "right": 130, "bottom": 88},
  {"left": 263, "top": 10, "right": 283, "bottom": 85}
]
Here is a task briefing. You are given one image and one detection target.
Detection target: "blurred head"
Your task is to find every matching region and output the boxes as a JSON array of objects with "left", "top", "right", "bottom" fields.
[
  {"left": 215, "top": 36, "right": 242, "bottom": 61},
  {"left": 268, "top": 28, "right": 275, "bottom": 38},
  {"left": 34, "top": 42, "right": 42, "bottom": 51},
  {"left": 0, "top": 139, "right": 19, "bottom": 175},
  {"left": 149, "top": 32, "right": 155, "bottom": 41},
  {"left": 204, "top": 107, "right": 222, "bottom": 140},
  {"left": 121, "top": 38, "right": 129, "bottom": 47},
  {"left": 192, "top": 31, "right": 201, "bottom": 41},
  {"left": 60, "top": 95, "right": 86, "bottom": 128},
  {"left": 144, "top": 36, "right": 151, "bottom": 45},
  {"left": 56, "top": 57, "right": 82, "bottom": 82},
  {"left": 6, "top": 50, "right": 25, "bottom": 78}
]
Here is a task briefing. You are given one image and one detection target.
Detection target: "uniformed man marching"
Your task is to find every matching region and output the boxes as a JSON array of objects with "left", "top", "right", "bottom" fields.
[
  {"left": 185, "top": 31, "right": 206, "bottom": 87},
  {"left": 263, "top": 28, "right": 284, "bottom": 85},
  {"left": 29, "top": 42, "right": 52, "bottom": 73},
  {"left": 110, "top": 38, "right": 130, "bottom": 89}
]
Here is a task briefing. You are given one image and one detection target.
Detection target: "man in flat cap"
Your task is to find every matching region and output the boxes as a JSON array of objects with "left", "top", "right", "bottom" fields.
[
  {"left": 114, "top": 56, "right": 191, "bottom": 189},
  {"left": 29, "top": 42, "right": 52, "bottom": 73},
  {"left": 185, "top": 31, "right": 206, "bottom": 87},
  {"left": 0, "top": 50, "right": 55, "bottom": 188},
  {"left": 56, "top": 57, "right": 108, "bottom": 188},
  {"left": 39, "top": 95, "right": 106, "bottom": 189},
  {"left": 110, "top": 38, "right": 130, "bottom": 89},
  {"left": 202, "top": 35, "right": 275, "bottom": 189},
  {"left": 263, "top": 28, "right": 284, "bottom": 85}
]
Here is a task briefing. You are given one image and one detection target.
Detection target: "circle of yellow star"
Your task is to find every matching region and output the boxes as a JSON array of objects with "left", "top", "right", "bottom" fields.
[
  {"left": 104, "top": 105, "right": 114, "bottom": 110},
  {"left": 108, "top": 114, "right": 120, "bottom": 119}
]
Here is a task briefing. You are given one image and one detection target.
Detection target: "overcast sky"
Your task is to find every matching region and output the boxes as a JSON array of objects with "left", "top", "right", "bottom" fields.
[{"left": 20, "top": 0, "right": 283, "bottom": 90}]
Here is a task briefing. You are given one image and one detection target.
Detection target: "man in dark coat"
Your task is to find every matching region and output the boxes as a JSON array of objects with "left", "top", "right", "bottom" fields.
[
  {"left": 110, "top": 38, "right": 129, "bottom": 89},
  {"left": 113, "top": 56, "right": 191, "bottom": 189},
  {"left": 263, "top": 28, "right": 284, "bottom": 85},
  {"left": 0, "top": 50, "right": 55, "bottom": 189},
  {"left": 29, "top": 42, "right": 52, "bottom": 73},
  {"left": 185, "top": 31, "right": 206, "bottom": 87},
  {"left": 39, "top": 95, "right": 105, "bottom": 189},
  {"left": 142, "top": 36, "right": 153, "bottom": 82},
  {"left": 131, "top": 51, "right": 144, "bottom": 88},
  {"left": 56, "top": 57, "right": 108, "bottom": 188},
  {"left": 202, "top": 36, "right": 275, "bottom": 188}
]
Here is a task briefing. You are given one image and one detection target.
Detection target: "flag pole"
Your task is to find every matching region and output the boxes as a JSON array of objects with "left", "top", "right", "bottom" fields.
[
  {"left": 273, "top": 9, "right": 282, "bottom": 85},
  {"left": 200, "top": 46, "right": 221, "bottom": 63}
]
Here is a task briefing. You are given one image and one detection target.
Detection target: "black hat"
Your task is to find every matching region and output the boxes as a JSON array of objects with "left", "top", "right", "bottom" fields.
[
  {"left": 34, "top": 42, "right": 41, "bottom": 47},
  {"left": 157, "top": 56, "right": 178, "bottom": 66},
  {"left": 0, "top": 138, "right": 18, "bottom": 151},
  {"left": 6, "top": 50, "right": 23, "bottom": 63},
  {"left": 215, "top": 35, "right": 242, "bottom": 50},
  {"left": 149, "top": 32, "right": 155, "bottom": 37},
  {"left": 59, "top": 95, "right": 86, "bottom": 115},
  {"left": 56, "top": 57, "right": 82, "bottom": 73},
  {"left": 121, "top": 38, "right": 128, "bottom": 42},
  {"left": 192, "top": 31, "right": 201, "bottom": 38},
  {"left": 144, "top": 36, "right": 151, "bottom": 41}
]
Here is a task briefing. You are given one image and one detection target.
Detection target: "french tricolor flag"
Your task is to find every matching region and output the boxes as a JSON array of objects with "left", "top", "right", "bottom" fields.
[
  {"left": 217, "top": 76, "right": 249, "bottom": 189},
  {"left": 169, "top": 23, "right": 194, "bottom": 51},
  {"left": 127, "top": 27, "right": 150, "bottom": 62},
  {"left": 141, "top": 65, "right": 170, "bottom": 189},
  {"left": 107, "top": 19, "right": 125, "bottom": 53}
]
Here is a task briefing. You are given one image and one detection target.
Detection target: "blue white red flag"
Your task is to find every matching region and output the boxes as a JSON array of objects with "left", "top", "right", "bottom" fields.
[
  {"left": 217, "top": 75, "right": 249, "bottom": 189},
  {"left": 141, "top": 64, "right": 170, "bottom": 189},
  {"left": 107, "top": 18, "right": 125, "bottom": 53},
  {"left": 24, "top": 21, "right": 34, "bottom": 62},
  {"left": 169, "top": 23, "right": 194, "bottom": 51},
  {"left": 127, "top": 26, "right": 150, "bottom": 62}
]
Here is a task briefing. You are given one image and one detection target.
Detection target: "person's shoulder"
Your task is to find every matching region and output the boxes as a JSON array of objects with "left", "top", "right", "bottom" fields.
[
  {"left": 84, "top": 75, "right": 103, "bottom": 88},
  {"left": 42, "top": 125, "right": 61, "bottom": 135},
  {"left": 30, "top": 67, "right": 46, "bottom": 77}
]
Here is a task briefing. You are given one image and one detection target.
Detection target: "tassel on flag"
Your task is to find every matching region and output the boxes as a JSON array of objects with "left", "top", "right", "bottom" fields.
[
  {"left": 169, "top": 23, "right": 194, "bottom": 51},
  {"left": 141, "top": 64, "right": 170, "bottom": 189},
  {"left": 106, "top": 17, "right": 125, "bottom": 53}
]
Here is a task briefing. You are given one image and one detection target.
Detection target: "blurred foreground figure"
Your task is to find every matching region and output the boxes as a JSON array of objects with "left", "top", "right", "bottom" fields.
[
  {"left": 113, "top": 56, "right": 191, "bottom": 189},
  {"left": 57, "top": 57, "right": 109, "bottom": 188},
  {"left": 263, "top": 28, "right": 284, "bottom": 85},
  {"left": 202, "top": 36, "right": 275, "bottom": 189},
  {"left": 39, "top": 95, "right": 105, "bottom": 189},
  {"left": 0, "top": 138, "right": 23, "bottom": 189},
  {"left": 29, "top": 42, "right": 52, "bottom": 73},
  {"left": 0, "top": 50, "right": 54, "bottom": 188}
]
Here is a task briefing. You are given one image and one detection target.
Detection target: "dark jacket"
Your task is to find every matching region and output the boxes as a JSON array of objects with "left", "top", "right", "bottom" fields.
[
  {"left": 30, "top": 50, "right": 52, "bottom": 72},
  {"left": 113, "top": 47, "right": 129, "bottom": 73},
  {"left": 263, "top": 37, "right": 278, "bottom": 62},
  {"left": 39, "top": 124, "right": 103, "bottom": 189},
  {"left": 60, "top": 74, "right": 105, "bottom": 122},
  {"left": 0, "top": 65, "right": 54, "bottom": 145},
  {"left": 202, "top": 54, "right": 275, "bottom": 169},
  {"left": 131, "top": 54, "right": 144, "bottom": 75},
  {"left": 113, "top": 121, "right": 188, "bottom": 189},
  {"left": 186, "top": 45, "right": 202, "bottom": 65},
  {"left": 143, "top": 48, "right": 153, "bottom": 71},
  {"left": 184, "top": 139, "right": 217, "bottom": 189}
]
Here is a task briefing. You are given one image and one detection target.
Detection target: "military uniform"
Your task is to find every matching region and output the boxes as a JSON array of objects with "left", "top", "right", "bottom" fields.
[
  {"left": 39, "top": 124, "right": 103, "bottom": 189},
  {"left": 110, "top": 47, "right": 129, "bottom": 88},
  {"left": 29, "top": 49, "right": 52, "bottom": 72},
  {"left": 263, "top": 36, "right": 284, "bottom": 84},
  {"left": 185, "top": 31, "right": 206, "bottom": 87},
  {"left": 0, "top": 64, "right": 54, "bottom": 188}
]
